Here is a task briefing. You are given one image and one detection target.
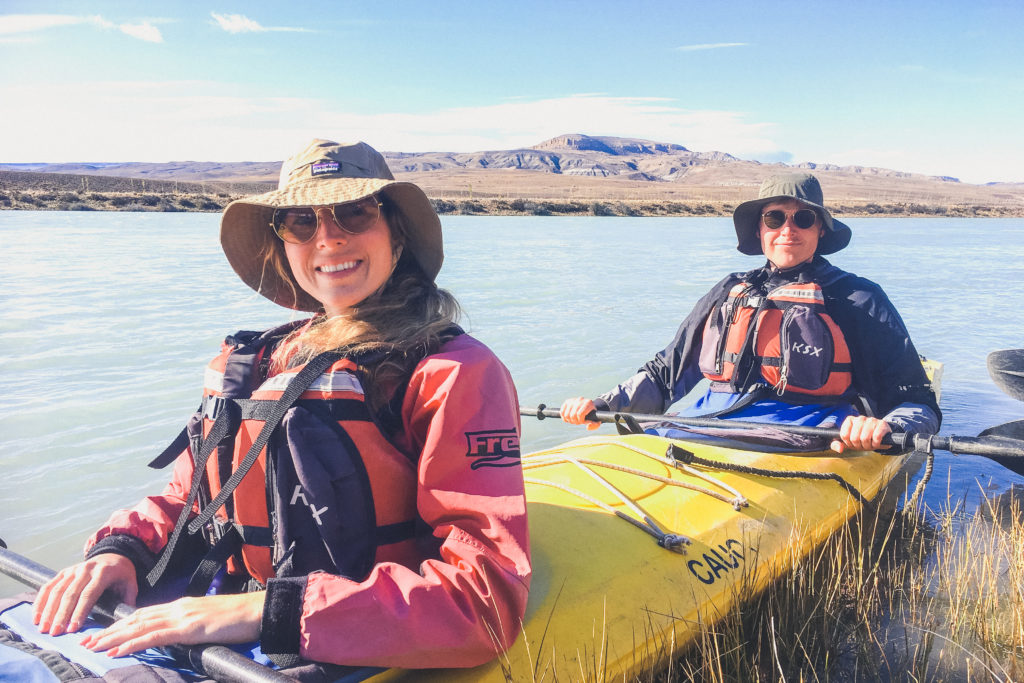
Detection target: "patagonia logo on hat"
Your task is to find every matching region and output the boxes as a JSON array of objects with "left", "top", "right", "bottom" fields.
[{"left": 311, "top": 161, "right": 341, "bottom": 177}]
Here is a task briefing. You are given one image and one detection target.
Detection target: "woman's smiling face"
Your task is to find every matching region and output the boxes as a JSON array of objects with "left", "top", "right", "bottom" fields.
[{"left": 283, "top": 205, "right": 397, "bottom": 316}]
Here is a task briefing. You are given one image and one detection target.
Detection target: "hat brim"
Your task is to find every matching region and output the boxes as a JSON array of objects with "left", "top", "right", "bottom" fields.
[
  {"left": 221, "top": 178, "right": 443, "bottom": 312},
  {"left": 733, "top": 194, "right": 851, "bottom": 256}
]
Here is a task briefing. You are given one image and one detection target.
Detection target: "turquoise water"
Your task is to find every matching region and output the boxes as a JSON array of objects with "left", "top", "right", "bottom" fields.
[{"left": 1, "top": 211, "right": 1022, "bottom": 596}]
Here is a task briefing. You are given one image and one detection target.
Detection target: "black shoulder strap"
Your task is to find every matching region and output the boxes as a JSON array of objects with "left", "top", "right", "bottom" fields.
[
  {"left": 147, "top": 348, "right": 337, "bottom": 589},
  {"left": 145, "top": 401, "right": 241, "bottom": 587},
  {"left": 148, "top": 421, "right": 194, "bottom": 470},
  {"left": 184, "top": 351, "right": 342, "bottom": 536}
]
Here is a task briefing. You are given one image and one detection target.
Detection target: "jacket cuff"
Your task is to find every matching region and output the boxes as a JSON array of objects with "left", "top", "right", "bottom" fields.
[
  {"left": 592, "top": 398, "right": 610, "bottom": 412},
  {"left": 85, "top": 534, "right": 157, "bottom": 585},
  {"left": 261, "top": 576, "right": 307, "bottom": 655}
]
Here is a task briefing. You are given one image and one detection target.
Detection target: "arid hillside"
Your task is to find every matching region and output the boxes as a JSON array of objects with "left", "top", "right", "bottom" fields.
[{"left": 3, "top": 134, "right": 1022, "bottom": 216}]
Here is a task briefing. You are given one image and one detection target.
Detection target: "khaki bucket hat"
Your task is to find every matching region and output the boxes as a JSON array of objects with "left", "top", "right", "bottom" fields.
[
  {"left": 732, "top": 173, "right": 851, "bottom": 256},
  {"left": 221, "top": 138, "right": 443, "bottom": 312}
]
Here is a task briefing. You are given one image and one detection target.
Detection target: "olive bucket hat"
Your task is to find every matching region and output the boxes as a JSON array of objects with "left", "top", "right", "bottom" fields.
[
  {"left": 220, "top": 138, "right": 443, "bottom": 312},
  {"left": 732, "top": 172, "right": 851, "bottom": 256}
]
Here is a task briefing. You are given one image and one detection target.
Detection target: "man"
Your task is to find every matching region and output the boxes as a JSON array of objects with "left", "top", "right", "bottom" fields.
[{"left": 561, "top": 173, "right": 939, "bottom": 452}]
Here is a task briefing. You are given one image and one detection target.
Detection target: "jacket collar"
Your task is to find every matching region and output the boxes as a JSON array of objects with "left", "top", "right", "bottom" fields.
[{"left": 761, "top": 255, "right": 848, "bottom": 286}]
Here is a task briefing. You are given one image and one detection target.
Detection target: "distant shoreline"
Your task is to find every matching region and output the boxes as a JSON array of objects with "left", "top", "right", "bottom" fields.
[
  {"left": 1, "top": 191, "right": 1021, "bottom": 218},
  {"left": 1, "top": 168, "right": 1021, "bottom": 217}
]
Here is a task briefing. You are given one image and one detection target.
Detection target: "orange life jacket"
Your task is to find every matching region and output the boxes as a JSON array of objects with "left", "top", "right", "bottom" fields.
[
  {"left": 149, "top": 324, "right": 423, "bottom": 591},
  {"left": 698, "top": 280, "right": 854, "bottom": 399}
]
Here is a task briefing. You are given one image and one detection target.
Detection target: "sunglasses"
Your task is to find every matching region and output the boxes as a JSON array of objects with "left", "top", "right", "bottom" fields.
[
  {"left": 761, "top": 208, "right": 819, "bottom": 230},
  {"left": 271, "top": 196, "right": 382, "bottom": 244}
]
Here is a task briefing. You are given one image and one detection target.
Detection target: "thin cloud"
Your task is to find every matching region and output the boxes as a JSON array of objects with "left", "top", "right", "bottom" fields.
[
  {"left": 675, "top": 42, "right": 747, "bottom": 52},
  {"left": 210, "top": 12, "right": 310, "bottom": 34},
  {"left": 119, "top": 21, "right": 162, "bottom": 43},
  {"left": 0, "top": 14, "right": 85, "bottom": 34},
  {"left": 0, "top": 13, "right": 163, "bottom": 42}
]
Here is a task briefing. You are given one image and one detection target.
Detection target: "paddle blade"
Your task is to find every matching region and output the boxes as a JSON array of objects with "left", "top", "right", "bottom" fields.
[
  {"left": 987, "top": 349, "right": 1024, "bottom": 402},
  {"left": 979, "top": 419, "right": 1024, "bottom": 441}
]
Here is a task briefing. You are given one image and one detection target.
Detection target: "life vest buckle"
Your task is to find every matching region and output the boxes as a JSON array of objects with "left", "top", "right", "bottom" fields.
[{"left": 203, "top": 395, "right": 227, "bottom": 421}]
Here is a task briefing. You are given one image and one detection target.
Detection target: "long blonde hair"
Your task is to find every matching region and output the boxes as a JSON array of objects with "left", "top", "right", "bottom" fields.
[{"left": 261, "top": 198, "right": 461, "bottom": 410}]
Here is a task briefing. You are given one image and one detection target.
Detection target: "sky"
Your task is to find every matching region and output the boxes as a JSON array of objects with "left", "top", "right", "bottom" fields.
[{"left": 1, "top": 0, "right": 1021, "bottom": 184}]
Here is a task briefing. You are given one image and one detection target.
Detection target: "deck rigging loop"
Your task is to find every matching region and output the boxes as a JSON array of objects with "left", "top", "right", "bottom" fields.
[
  {"left": 524, "top": 437, "right": 755, "bottom": 552},
  {"left": 664, "top": 442, "right": 868, "bottom": 504}
]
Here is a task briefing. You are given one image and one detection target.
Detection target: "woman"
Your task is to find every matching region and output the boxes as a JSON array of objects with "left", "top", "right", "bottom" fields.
[
  {"left": 561, "top": 173, "right": 940, "bottom": 452},
  {"left": 31, "top": 139, "right": 531, "bottom": 672}
]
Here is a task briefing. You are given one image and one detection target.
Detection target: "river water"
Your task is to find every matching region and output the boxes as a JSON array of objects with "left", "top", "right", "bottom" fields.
[{"left": 1, "top": 211, "right": 1022, "bottom": 597}]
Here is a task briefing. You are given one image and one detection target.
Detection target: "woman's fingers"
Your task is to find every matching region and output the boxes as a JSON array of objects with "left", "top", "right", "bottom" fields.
[
  {"left": 82, "top": 593, "right": 264, "bottom": 657},
  {"left": 32, "top": 555, "right": 137, "bottom": 635}
]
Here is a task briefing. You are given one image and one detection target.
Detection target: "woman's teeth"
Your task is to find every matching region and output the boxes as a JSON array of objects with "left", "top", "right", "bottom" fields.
[{"left": 319, "top": 261, "right": 357, "bottom": 273}]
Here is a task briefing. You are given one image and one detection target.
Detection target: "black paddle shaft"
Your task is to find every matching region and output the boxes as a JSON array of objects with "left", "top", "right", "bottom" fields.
[
  {"left": 0, "top": 546, "right": 296, "bottom": 683},
  {"left": 520, "top": 406, "right": 1024, "bottom": 459}
]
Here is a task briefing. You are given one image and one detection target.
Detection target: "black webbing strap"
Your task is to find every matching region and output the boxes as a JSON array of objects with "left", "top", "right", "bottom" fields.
[
  {"left": 666, "top": 442, "right": 867, "bottom": 504},
  {"left": 183, "top": 521, "right": 276, "bottom": 598},
  {"left": 184, "top": 525, "right": 243, "bottom": 597},
  {"left": 148, "top": 425, "right": 192, "bottom": 470},
  {"left": 375, "top": 520, "right": 418, "bottom": 546},
  {"left": 614, "top": 413, "right": 645, "bottom": 435},
  {"left": 145, "top": 402, "right": 239, "bottom": 588},
  {"left": 185, "top": 351, "right": 342, "bottom": 537},
  {"left": 233, "top": 397, "right": 372, "bottom": 422}
]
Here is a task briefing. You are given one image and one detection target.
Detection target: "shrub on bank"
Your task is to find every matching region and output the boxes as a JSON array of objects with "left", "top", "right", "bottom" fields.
[
  {"left": 430, "top": 199, "right": 456, "bottom": 213},
  {"left": 458, "top": 200, "right": 485, "bottom": 214}
]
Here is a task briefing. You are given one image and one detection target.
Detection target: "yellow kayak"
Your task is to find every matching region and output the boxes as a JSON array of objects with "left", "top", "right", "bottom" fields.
[{"left": 378, "top": 361, "right": 942, "bottom": 682}]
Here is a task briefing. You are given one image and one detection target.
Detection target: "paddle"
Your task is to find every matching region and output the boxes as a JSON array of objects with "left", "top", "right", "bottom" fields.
[
  {"left": 519, "top": 406, "right": 1024, "bottom": 460},
  {"left": 0, "top": 545, "right": 295, "bottom": 683},
  {"left": 988, "top": 349, "right": 1024, "bottom": 402},
  {"left": 978, "top": 349, "right": 1024, "bottom": 474}
]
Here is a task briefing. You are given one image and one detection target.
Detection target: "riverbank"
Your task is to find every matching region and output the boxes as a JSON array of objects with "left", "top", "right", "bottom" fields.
[
  {"left": 2, "top": 189, "right": 1022, "bottom": 217},
  {"left": 3, "top": 167, "right": 1022, "bottom": 217}
]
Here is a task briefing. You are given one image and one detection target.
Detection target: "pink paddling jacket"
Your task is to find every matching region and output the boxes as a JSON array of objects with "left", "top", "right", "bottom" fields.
[{"left": 86, "top": 333, "right": 531, "bottom": 670}]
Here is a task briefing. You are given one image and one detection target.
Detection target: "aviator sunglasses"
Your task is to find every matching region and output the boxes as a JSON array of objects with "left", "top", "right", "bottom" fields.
[
  {"left": 271, "top": 196, "right": 382, "bottom": 244},
  {"left": 761, "top": 208, "right": 819, "bottom": 230}
]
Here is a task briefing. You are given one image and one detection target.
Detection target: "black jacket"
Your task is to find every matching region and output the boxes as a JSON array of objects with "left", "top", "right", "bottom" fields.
[{"left": 594, "top": 256, "right": 941, "bottom": 434}]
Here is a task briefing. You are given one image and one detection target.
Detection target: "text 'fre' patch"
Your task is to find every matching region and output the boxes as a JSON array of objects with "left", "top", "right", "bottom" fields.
[{"left": 465, "top": 429, "right": 521, "bottom": 469}]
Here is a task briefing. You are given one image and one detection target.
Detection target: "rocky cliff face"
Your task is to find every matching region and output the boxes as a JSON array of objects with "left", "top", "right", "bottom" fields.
[
  {"left": 0, "top": 134, "right": 964, "bottom": 185},
  {"left": 382, "top": 134, "right": 752, "bottom": 181}
]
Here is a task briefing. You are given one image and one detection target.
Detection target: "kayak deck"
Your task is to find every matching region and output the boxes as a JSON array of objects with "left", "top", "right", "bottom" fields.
[
  {"left": 376, "top": 360, "right": 943, "bottom": 682},
  {"left": 379, "top": 434, "right": 917, "bottom": 681}
]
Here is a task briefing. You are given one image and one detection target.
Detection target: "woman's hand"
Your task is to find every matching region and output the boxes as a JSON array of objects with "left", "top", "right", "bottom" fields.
[
  {"left": 560, "top": 397, "right": 601, "bottom": 430},
  {"left": 33, "top": 554, "right": 138, "bottom": 637},
  {"left": 81, "top": 592, "right": 265, "bottom": 658},
  {"left": 831, "top": 415, "right": 893, "bottom": 453}
]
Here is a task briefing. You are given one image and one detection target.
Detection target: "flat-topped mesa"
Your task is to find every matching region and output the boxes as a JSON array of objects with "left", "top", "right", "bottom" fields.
[{"left": 532, "top": 133, "right": 691, "bottom": 156}]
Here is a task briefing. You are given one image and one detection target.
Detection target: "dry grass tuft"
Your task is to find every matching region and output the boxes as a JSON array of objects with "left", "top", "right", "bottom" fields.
[{"left": 654, "top": 486, "right": 1024, "bottom": 683}]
